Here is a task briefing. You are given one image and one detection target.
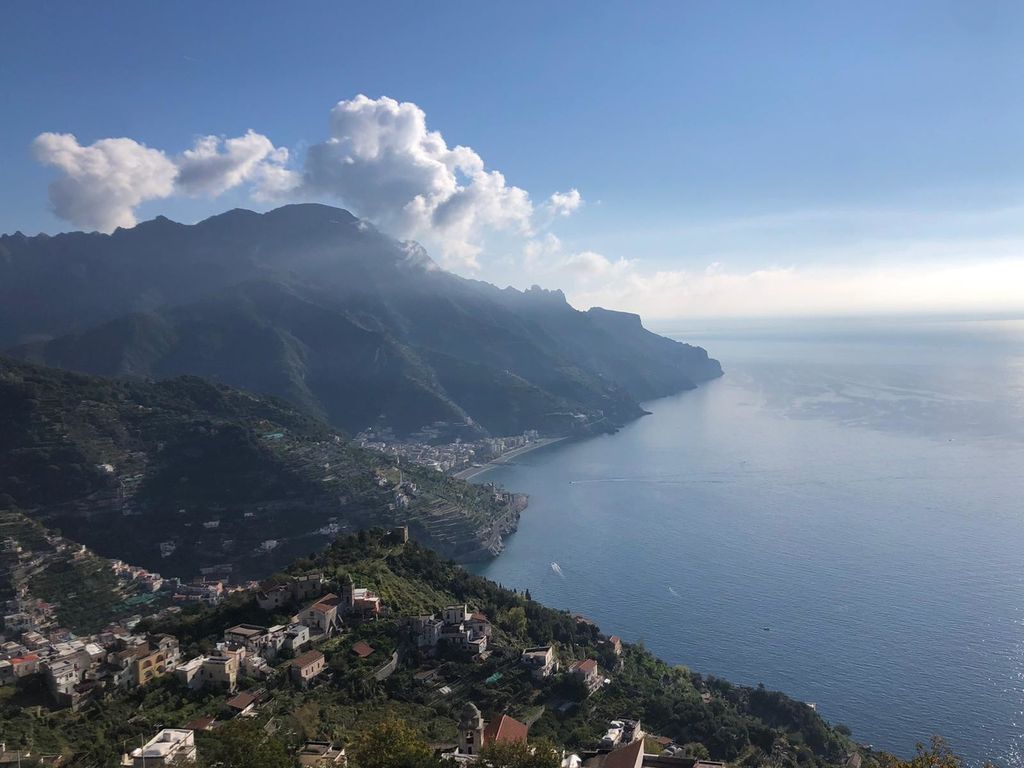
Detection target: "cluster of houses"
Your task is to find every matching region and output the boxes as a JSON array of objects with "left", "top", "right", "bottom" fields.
[
  {"left": 519, "top": 633, "right": 621, "bottom": 695},
  {"left": 173, "top": 618, "right": 314, "bottom": 692},
  {"left": 1, "top": 555, "right": 670, "bottom": 768},
  {"left": 112, "top": 556, "right": 262, "bottom": 608},
  {"left": 5, "top": 545, "right": 239, "bottom": 636},
  {"left": 0, "top": 621, "right": 181, "bottom": 710},
  {"left": 355, "top": 428, "right": 542, "bottom": 474},
  {"left": 110, "top": 571, "right": 393, "bottom": 767},
  {"left": 3, "top": 594, "right": 58, "bottom": 637},
  {"left": 411, "top": 604, "right": 492, "bottom": 658},
  {"left": 172, "top": 572, "right": 385, "bottom": 695},
  {"left": 0, "top": 568, "right": 388, "bottom": 712}
]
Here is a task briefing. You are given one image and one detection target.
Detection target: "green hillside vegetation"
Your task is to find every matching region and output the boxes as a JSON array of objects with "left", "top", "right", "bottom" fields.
[{"left": 0, "top": 358, "right": 522, "bottom": 579}]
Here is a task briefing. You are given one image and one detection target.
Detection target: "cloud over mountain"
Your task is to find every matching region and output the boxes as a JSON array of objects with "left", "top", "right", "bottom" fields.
[
  {"left": 32, "top": 130, "right": 293, "bottom": 231},
  {"left": 32, "top": 133, "right": 178, "bottom": 232},
  {"left": 303, "top": 95, "right": 534, "bottom": 268},
  {"left": 31, "top": 95, "right": 579, "bottom": 268}
]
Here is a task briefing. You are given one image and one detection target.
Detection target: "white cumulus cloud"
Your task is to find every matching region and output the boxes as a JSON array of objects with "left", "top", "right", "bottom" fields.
[
  {"left": 33, "top": 130, "right": 295, "bottom": 232},
  {"left": 303, "top": 94, "right": 534, "bottom": 268},
  {"left": 547, "top": 188, "right": 582, "bottom": 217},
  {"left": 32, "top": 133, "right": 178, "bottom": 232},
  {"left": 175, "top": 130, "right": 297, "bottom": 198}
]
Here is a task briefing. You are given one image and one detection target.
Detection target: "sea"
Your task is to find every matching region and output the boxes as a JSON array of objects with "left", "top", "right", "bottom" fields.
[{"left": 471, "top": 316, "right": 1024, "bottom": 766}]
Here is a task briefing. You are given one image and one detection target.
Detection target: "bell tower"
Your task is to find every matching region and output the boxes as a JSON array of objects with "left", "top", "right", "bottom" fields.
[
  {"left": 341, "top": 573, "right": 355, "bottom": 612},
  {"left": 458, "top": 702, "right": 485, "bottom": 755}
]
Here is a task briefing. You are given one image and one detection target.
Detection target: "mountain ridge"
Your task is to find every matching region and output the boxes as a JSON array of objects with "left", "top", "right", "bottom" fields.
[{"left": 2, "top": 204, "right": 722, "bottom": 437}]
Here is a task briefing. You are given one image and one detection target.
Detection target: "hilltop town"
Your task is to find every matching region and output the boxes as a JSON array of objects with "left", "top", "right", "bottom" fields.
[{"left": 0, "top": 529, "right": 860, "bottom": 768}]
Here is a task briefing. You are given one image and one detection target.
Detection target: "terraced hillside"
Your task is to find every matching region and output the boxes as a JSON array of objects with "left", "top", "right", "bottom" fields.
[
  {"left": 0, "top": 510, "right": 173, "bottom": 633},
  {"left": 0, "top": 357, "right": 524, "bottom": 579}
]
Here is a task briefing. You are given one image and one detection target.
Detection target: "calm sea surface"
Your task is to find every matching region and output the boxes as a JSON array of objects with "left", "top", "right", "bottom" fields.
[{"left": 472, "top": 317, "right": 1024, "bottom": 766}]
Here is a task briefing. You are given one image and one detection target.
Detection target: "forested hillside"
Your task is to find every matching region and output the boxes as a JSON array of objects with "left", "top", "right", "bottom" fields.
[{"left": 0, "top": 357, "right": 521, "bottom": 577}]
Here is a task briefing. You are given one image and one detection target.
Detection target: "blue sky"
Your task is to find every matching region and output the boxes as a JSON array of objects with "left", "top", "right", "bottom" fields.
[{"left": 3, "top": 1, "right": 1023, "bottom": 317}]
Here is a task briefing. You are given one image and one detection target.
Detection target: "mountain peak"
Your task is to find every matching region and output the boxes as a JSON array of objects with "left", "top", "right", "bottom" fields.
[{"left": 1, "top": 202, "right": 722, "bottom": 438}]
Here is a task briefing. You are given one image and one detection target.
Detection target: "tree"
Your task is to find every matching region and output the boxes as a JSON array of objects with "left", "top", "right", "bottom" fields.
[
  {"left": 682, "top": 742, "right": 711, "bottom": 760},
  {"left": 349, "top": 720, "right": 441, "bottom": 768},
  {"left": 500, "top": 606, "right": 528, "bottom": 640},
  {"left": 478, "top": 739, "right": 561, "bottom": 768},
  {"left": 876, "top": 737, "right": 992, "bottom": 768},
  {"left": 195, "top": 719, "right": 291, "bottom": 768}
]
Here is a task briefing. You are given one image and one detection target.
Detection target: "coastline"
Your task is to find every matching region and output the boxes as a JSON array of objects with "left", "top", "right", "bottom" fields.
[{"left": 452, "top": 436, "right": 569, "bottom": 481}]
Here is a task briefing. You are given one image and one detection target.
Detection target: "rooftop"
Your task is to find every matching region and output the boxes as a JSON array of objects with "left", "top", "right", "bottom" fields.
[
  {"left": 351, "top": 640, "right": 374, "bottom": 658},
  {"left": 131, "top": 729, "right": 194, "bottom": 759},
  {"left": 311, "top": 593, "right": 342, "bottom": 610},
  {"left": 292, "top": 650, "right": 325, "bottom": 668},
  {"left": 226, "top": 691, "right": 258, "bottom": 711},
  {"left": 185, "top": 716, "right": 216, "bottom": 731},
  {"left": 483, "top": 714, "right": 528, "bottom": 745},
  {"left": 225, "top": 624, "right": 266, "bottom": 638}
]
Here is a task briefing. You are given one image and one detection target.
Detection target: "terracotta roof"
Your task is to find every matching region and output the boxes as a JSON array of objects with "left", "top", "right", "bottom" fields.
[
  {"left": 226, "top": 691, "right": 258, "bottom": 710},
  {"left": 573, "top": 658, "right": 598, "bottom": 675},
  {"left": 351, "top": 641, "right": 374, "bottom": 658},
  {"left": 470, "top": 611, "right": 489, "bottom": 622},
  {"left": 186, "top": 716, "right": 216, "bottom": 731},
  {"left": 11, "top": 654, "right": 39, "bottom": 664},
  {"left": 311, "top": 593, "right": 341, "bottom": 610},
  {"left": 608, "top": 635, "right": 622, "bottom": 644},
  {"left": 483, "top": 714, "right": 528, "bottom": 745},
  {"left": 291, "top": 650, "right": 325, "bottom": 668},
  {"left": 603, "top": 739, "right": 644, "bottom": 768}
]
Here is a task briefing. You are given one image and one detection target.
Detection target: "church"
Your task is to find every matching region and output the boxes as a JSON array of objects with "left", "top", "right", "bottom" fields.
[{"left": 455, "top": 702, "right": 528, "bottom": 758}]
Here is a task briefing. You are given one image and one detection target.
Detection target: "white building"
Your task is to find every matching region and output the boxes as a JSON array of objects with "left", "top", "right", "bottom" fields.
[
  {"left": 521, "top": 646, "right": 558, "bottom": 679},
  {"left": 284, "top": 623, "right": 311, "bottom": 652},
  {"left": 130, "top": 729, "right": 196, "bottom": 766},
  {"left": 442, "top": 604, "right": 471, "bottom": 625},
  {"left": 411, "top": 615, "right": 443, "bottom": 649}
]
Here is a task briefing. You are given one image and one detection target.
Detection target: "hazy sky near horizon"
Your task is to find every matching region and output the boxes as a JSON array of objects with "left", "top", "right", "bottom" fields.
[{"left": 3, "top": 1, "right": 1024, "bottom": 318}]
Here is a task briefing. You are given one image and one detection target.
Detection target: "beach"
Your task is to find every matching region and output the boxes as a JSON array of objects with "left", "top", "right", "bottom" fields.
[{"left": 451, "top": 436, "right": 568, "bottom": 481}]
